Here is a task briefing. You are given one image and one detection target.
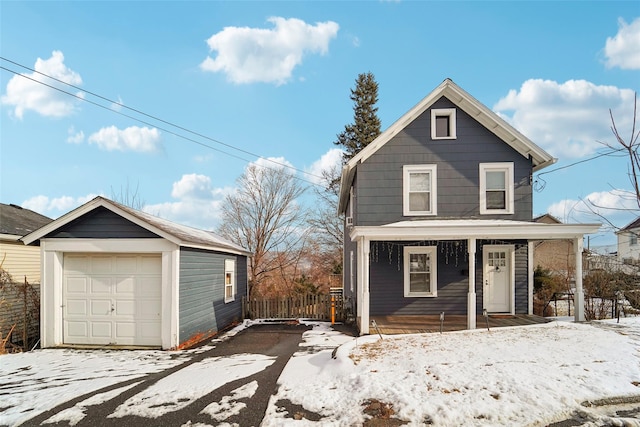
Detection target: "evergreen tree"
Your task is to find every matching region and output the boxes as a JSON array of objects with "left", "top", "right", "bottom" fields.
[{"left": 334, "top": 72, "right": 381, "bottom": 161}]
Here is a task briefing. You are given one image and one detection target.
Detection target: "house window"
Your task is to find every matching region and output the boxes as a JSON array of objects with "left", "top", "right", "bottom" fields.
[
  {"left": 431, "top": 108, "right": 456, "bottom": 140},
  {"left": 403, "top": 165, "right": 437, "bottom": 216},
  {"left": 479, "top": 163, "right": 514, "bottom": 214},
  {"left": 631, "top": 234, "right": 638, "bottom": 246},
  {"left": 403, "top": 246, "right": 437, "bottom": 297},
  {"left": 224, "top": 259, "right": 236, "bottom": 303}
]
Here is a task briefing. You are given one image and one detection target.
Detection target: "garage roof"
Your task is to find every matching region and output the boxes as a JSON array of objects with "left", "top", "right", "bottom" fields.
[{"left": 21, "top": 196, "right": 251, "bottom": 256}]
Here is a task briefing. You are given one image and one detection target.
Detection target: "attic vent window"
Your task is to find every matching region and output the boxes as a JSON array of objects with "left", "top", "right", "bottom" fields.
[{"left": 431, "top": 108, "right": 456, "bottom": 140}]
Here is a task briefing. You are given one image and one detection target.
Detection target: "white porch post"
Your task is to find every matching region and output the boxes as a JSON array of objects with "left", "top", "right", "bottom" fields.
[
  {"left": 467, "top": 238, "right": 476, "bottom": 329},
  {"left": 528, "top": 241, "right": 534, "bottom": 315},
  {"left": 360, "top": 237, "right": 371, "bottom": 335},
  {"left": 574, "top": 237, "right": 585, "bottom": 322}
]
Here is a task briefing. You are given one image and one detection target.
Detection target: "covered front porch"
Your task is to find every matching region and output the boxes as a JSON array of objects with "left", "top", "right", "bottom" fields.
[
  {"left": 370, "top": 314, "right": 550, "bottom": 335},
  {"left": 351, "top": 219, "right": 601, "bottom": 335}
]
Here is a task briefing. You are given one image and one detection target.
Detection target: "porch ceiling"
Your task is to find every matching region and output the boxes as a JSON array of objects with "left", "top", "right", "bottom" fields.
[{"left": 350, "top": 219, "right": 601, "bottom": 241}]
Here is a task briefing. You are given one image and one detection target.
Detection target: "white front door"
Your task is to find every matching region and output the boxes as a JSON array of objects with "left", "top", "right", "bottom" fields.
[{"left": 483, "top": 245, "right": 514, "bottom": 313}]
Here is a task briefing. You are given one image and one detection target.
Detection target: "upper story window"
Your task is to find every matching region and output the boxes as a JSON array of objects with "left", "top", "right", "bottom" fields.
[
  {"left": 431, "top": 108, "right": 457, "bottom": 140},
  {"left": 479, "top": 162, "right": 514, "bottom": 215},
  {"left": 403, "top": 165, "right": 437, "bottom": 216},
  {"left": 224, "top": 259, "right": 236, "bottom": 303},
  {"left": 630, "top": 234, "right": 638, "bottom": 246},
  {"left": 404, "top": 246, "right": 437, "bottom": 297}
]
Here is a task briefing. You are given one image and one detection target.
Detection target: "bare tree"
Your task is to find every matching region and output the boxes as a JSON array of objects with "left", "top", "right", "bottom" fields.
[
  {"left": 218, "top": 164, "right": 308, "bottom": 297},
  {"left": 585, "top": 93, "right": 640, "bottom": 229},
  {"left": 110, "top": 178, "right": 146, "bottom": 210},
  {"left": 308, "top": 166, "right": 343, "bottom": 254}
]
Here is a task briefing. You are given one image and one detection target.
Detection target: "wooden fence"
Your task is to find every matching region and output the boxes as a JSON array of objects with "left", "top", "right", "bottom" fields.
[{"left": 243, "top": 293, "right": 345, "bottom": 321}]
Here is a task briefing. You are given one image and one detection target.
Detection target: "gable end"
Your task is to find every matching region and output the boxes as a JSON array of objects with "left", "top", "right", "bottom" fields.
[{"left": 46, "top": 206, "right": 160, "bottom": 239}]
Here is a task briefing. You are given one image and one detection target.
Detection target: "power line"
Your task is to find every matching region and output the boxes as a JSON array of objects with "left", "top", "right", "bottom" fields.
[
  {"left": 533, "top": 147, "right": 627, "bottom": 192},
  {"left": 0, "top": 57, "right": 328, "bottom": 186}
]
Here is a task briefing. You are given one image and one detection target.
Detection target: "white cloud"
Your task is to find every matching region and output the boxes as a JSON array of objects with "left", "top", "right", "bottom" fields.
[
  {"left": 145, "top": 174, "right": 233, "bottom": 230},
  {"left": 111, "top": 96, "right": 124, "bottom": 112},
  {"left": 604, "top": 17, "right": 640, "bottom": 70},
  {"left": 67, "top": 126, "right": 85, "bottom": 144},
  {"left": 170, "top": 173, "right": 229, "bottom": 200},
  {"left": 306, "top": 148, "right": 343, "bottom": 185},
  {"left": 251, "top": 156, "right": 295, "bottom": 172},
  {"left": 22, "top": 193, "right": 100, "bottom": 218},
  {"left": 1, "top": 50, "right": 84, "bottom": 119},
  {"left": 88, "top": 126, "right": 161, "bottom": 152},
  {"left": 547, "top": 188, "right": 638, "bottom": 225},
  {"left": 200, "top": 17, "right": 339, "bottom": 85},
  {"left": 494, "top": 79, "right": 636, "bottom": 159}
]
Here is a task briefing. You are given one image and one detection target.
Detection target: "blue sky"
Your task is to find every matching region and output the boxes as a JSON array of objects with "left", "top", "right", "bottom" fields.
[{"left": 1, "top": 1, "right": 638, "bottom": 249}]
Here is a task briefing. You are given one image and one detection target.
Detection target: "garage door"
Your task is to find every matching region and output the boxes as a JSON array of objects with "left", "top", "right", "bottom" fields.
[{"left": 63, "top": 253, "right": 162, "bottom": 346}]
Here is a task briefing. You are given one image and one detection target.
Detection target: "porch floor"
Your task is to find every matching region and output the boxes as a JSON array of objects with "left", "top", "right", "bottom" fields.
[{"left": 370, "top": 314, "right": 551, "bottom": 335}]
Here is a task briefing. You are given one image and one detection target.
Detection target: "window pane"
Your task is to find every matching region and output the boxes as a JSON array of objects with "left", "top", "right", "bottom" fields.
[
  {"left": 410, "top": 273, "right": 431, "bottom": 293},
  {"left": 409, "top": 193, "right": 430, "bottom": 212},
  {"left": 435, "top": 115, "right": 450, "bottom": 137},
  {"left": 225, "top": 285, "right": 233, "bottom": 298},
  {"left": 410, "top": 172, "right": 430, "bottom": 191},
  {"left": 409, "top": 253, "right": 430, "bottom": 272},
  {"left": 486, "top": 171, "right": 505, "bottom": 190},
  {"left": 486, "top": 190, "right": 506, "bottom": 209}
]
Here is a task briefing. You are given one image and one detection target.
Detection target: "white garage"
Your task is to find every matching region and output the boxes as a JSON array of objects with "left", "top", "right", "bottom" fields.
[
  {"left": 22, "top": 196, "right": 251, "bottom": 350},
  {"left": 63, "top": 253, "right": 162, "bottom": 346}
]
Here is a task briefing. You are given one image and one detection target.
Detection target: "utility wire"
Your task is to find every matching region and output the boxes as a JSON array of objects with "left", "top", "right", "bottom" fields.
[
  {"left": 0, "top": 57, "right": 328, "bottom": 185},
  {"left": 533, "top": 147, "right": 626, "bottom": 192}
]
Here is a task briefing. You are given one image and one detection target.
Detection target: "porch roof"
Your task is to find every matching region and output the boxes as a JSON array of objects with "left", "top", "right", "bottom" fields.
[{"left": 350, "top": 219, "right": 601, "bottom": 241}]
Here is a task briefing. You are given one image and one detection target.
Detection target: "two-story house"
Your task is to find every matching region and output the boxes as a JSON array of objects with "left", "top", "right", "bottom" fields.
[
  {"left": 617, "top": 217, "right": 640, "bottom": 265},
  {"left": 338, "top": 79, "right": 600, "bottom": 335}
]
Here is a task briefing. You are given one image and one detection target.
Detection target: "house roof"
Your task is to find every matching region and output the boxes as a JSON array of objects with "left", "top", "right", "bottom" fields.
[
  {"left": 338, "top": 78, "right": 556, "bottom": 213},
  {"left": 618, "top": 217, "right": 640, "bottom": 233},
  {"left": 533, "top": 213, "right": 562, "bottom": 224},
  {"left": 350, "top": 219, "right": 601, "bottom": 241},
  {"left": 0, "top": 203, "right": 53, "bottom": 241},
  {"left": 21, "top": 196, "right": 251, "bottom": 256}
]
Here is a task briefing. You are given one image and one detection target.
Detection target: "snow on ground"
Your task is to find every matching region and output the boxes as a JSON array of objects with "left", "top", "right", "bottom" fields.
[
  {"left": 1, "top": 318, "right": 639, "bottom": 427},
  {"left": 0, "top": 347, "right": 188, "bottom": 426},
  {"left": 109, "top": 353, "right": 275, "bottom": 419},
  {"left": 265, "top": 318, "right": 640, "bottom": 426}
]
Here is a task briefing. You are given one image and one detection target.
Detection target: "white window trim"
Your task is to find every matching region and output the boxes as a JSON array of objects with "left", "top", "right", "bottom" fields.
[
  {"left": 479, "top": 162, "right": 514, "bottom": 215},
  {"left": 431, "top": 108, "right": 457, "bottom": 140},
  {"left": 403, "top": 246, "right": 438, "bottom": 297},
  {"left": 224, "top": 259, "right": 236, "bottom": 303},
  {"left": 403, "top": 164, "right": 438, "bottom": 216}
]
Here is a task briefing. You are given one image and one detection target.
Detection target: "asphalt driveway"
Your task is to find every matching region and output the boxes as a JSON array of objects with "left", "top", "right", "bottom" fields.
[{"left": 16, "top": 323, "right": 315, "bottom": 427}]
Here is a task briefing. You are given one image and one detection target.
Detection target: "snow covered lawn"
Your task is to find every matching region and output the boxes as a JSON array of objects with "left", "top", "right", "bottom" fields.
[
  {"left": 1, "top": 318, "right": 639, "bottom": 426},
  {"left": 267, "top": 318, "right": 640, "bottom": 426}
]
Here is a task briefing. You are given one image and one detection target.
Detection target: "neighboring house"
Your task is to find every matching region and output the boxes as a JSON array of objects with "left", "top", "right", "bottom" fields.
[
  {"left": 617, "top": 217, "right": 640, "bottom": 265},
  {"left": 338, "top": 79, "right": 600, "bottom": 335},
  {"left": 533, "top": 214, "right": 575, "bottom": 278},
  {"left": 21, "top": 196, "right": 251, "bottom": 350},
  {"left": 0, "top": 203, "right": 53, "bottom": 347},
  {"left": 0, "top": 203, "right": 53, "bottom": 283}
]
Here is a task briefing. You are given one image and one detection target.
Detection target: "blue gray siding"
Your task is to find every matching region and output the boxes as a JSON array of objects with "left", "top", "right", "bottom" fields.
[
  {"left": 46, "top": 207, "right": 158, "bottom": 239},
  {"left": 179, "top": 247, "right": 247, "bottom": 344},
  {"left": 368, "top": 240, "right": 529, "bottom": 316},
  {"left": 355, "top": 97, "right": 533, "bottom": 226},
  {"left": 514, "top": 243, "right": 529, "bottom": 314}
]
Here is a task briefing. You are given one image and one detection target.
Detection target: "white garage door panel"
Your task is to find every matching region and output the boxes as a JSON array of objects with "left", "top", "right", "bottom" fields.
[{"left": 63, "top": 254, "right": 162, "bottom": 346}]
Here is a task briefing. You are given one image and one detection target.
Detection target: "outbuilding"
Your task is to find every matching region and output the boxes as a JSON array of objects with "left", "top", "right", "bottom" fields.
[{"left": 22, "top": 196, "right": 250, "bottom": 350}]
